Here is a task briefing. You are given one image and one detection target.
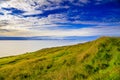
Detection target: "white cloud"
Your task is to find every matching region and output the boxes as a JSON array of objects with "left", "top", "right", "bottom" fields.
[
  {"left": 1, "top": 24, "right": 119, "bottom": 37},
  {"left": 36, "top": 26, "right": 120, "bottom": 37}
]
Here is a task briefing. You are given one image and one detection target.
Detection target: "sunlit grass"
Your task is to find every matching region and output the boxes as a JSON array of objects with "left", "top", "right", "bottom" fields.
[{"left": 0, "top": 36, "right": 120, "bottom": 80}]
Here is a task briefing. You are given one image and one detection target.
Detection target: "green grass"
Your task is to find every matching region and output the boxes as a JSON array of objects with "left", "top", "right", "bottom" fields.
[{"left": 0, "top": 36, "right": 120, "bottom": 80}]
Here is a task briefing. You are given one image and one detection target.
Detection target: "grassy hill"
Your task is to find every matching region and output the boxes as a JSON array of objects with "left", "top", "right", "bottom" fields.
[{"left": 0, "top": 37, "right": 120, "bottom": 80}]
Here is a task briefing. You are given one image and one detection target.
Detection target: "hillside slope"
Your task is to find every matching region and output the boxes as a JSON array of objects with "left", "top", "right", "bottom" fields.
[{"left": 0, "top": 37, "right": 120, "bottom": 80}]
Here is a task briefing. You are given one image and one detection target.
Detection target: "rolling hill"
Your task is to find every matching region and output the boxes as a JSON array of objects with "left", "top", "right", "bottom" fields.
[{"left": 0, "top": 36, "right": 120, "bottom": 80}]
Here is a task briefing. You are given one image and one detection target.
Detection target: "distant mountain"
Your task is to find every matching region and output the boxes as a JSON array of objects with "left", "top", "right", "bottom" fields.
[
  {"left": 0, "top": 36, "right": 98, "bottom": 40},
  {"left": 0, "top": 36, "right": 61, "bottom": 40},
  {"left": 0, "top": 36, "right": 28, "bottom": 40},
  {"left": 0, "top": 36, "right": 120, "bottom": 80}
]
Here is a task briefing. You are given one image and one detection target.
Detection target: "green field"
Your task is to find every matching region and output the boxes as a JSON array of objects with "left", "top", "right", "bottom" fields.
[{"left": 0, "top": 37, "right": 120, "bottom": 80}]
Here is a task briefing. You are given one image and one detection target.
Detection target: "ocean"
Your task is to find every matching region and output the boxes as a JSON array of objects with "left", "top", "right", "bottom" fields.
[{"left": 0, "top": 40, "right": 83, "bottom": 57}]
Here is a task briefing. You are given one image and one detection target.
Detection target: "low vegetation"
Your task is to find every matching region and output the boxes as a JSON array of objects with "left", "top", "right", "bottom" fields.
[{"left": 0, "top": 36, "right": 120, "bottom": 80}]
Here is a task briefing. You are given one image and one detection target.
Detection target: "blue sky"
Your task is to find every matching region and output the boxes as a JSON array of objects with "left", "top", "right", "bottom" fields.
[{"left": 0, "top": 0, "right": 120, "bottom": 39}]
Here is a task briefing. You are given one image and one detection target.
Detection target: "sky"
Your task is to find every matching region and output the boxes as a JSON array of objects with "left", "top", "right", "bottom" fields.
[{"left": 0, "top": 0, "right": 120, "bottom": 38}]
